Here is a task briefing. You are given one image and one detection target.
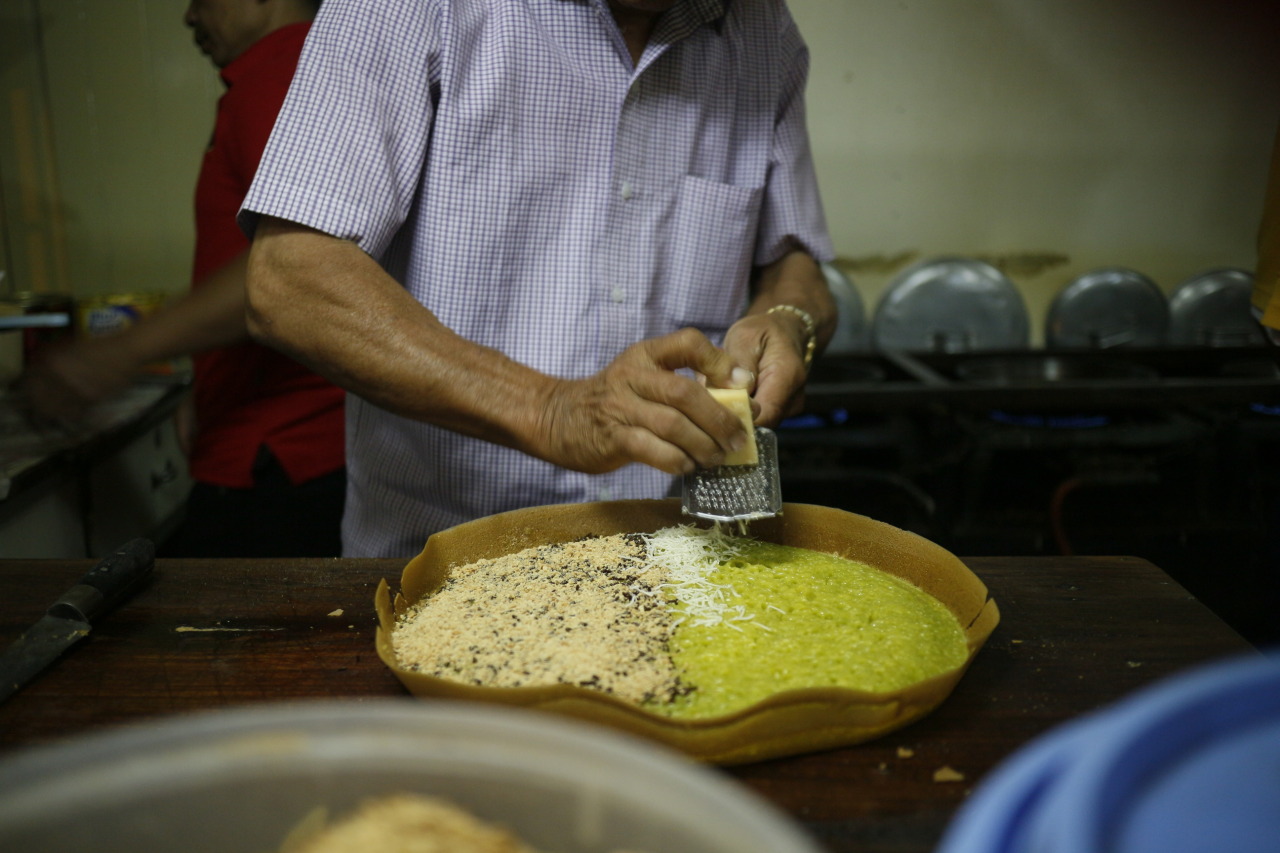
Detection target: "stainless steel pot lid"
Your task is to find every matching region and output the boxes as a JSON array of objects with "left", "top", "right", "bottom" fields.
[
  {"left": 871, "top": 257, "right": 1029, "bottom": 353},
  {"left": 1168, "top": 268, "right": 1265, "bottom": 346},
  {"left": 1045, "top": 267, "right": 1168, "bottom": 349},
  {"left": 821, "top": 262, "right": 866, "bottom": 355}
]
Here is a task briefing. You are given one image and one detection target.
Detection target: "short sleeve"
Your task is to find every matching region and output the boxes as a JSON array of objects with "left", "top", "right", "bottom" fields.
[
  {"left": 239, "top": 0, "right": 443, "bottom": 259},
  {"left": 753, "top": 2, "right": 834, "bottom": 266}
]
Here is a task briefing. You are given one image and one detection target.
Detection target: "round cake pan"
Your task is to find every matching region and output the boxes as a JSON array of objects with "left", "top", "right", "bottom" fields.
[{"left": 376, "top": 499, "right": 999, "bottom": 765}]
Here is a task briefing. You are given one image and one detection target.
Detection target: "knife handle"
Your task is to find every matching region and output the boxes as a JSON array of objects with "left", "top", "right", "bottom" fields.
[{"left": 47, "top": 538, "right": 156, "bottom": 623}]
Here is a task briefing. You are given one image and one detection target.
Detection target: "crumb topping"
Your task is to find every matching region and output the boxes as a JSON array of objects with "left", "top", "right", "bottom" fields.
[
  {"left": 283, "top": 794, "right": 538, "bottom": 853},
  {"left": 393, "top": 534, "right": 690, "bottom": 705}
]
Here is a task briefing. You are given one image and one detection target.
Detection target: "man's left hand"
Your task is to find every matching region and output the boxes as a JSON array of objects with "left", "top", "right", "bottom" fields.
[
  {"left": 720, "top": 250, "right": 836, "bottom": 426},
  {"left": 720, "top": 311, "right": 810, "bottom": 426}
]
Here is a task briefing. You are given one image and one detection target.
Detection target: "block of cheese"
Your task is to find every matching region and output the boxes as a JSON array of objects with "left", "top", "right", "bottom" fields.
[{"left": 707, "top": 387, "right": 758, "bottom": 466}]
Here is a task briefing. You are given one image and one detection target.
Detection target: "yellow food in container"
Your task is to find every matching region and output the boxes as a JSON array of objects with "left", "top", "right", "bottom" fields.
[{"left": 660, "top": 540, "right": 970, "bottom": 719}]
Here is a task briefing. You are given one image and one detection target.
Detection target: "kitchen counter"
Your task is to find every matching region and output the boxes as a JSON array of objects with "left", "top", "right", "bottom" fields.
[
  {"left": 803, "top": 346, "right": 1280, "bottom": 412},
  {"left": 0, "top": 377, "right": 188, "bottom": 502},
  {"left": 0, "top": 377, "right": 191, "bottom": 555},
  {"left": 0, "top": 554, "right": 1253, "bottom": 853}
]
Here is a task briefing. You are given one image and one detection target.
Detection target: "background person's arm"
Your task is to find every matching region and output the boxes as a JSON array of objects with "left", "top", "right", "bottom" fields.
[{"left": 19, "top": 253, "right": 252, "bottom": 424}]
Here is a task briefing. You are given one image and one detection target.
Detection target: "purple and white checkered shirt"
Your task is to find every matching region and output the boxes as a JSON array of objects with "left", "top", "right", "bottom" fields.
[{"left": 241, "top": 0, "right": 833, "bottom": 557}]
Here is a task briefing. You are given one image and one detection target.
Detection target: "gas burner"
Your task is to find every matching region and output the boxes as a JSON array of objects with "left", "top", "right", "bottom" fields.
[
  {"left": 805, "top": 359, "right": 886, "bottom": 385},
  {"left": 985, "top": 410, "right": 1112, "bottom": 429},
  {"left": 954, "top": 353, "right": 1159, "bottom": 385},
  {"left": 780, "top": 409, "right": 853, "bottom": 430}
]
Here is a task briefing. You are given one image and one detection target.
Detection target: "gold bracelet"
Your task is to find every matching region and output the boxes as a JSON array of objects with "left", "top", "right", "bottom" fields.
[{"left": 766, "top": 304, "right": 816, "bottom": 369}]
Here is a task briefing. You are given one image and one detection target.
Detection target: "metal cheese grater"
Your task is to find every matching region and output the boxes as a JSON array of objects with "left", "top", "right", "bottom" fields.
[{"left": 681, "top": 427, "right": 782, "bottom": 523}]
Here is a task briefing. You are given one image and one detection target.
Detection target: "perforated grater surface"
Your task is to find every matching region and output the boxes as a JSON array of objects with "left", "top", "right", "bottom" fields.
[{"left": 681, "top": 427, "right": 782, "bottom": 523}]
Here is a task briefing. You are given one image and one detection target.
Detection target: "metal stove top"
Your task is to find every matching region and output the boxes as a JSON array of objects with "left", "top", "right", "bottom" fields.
[{"left": 803, "top": 346, "right": 1280, "bottom": 412}]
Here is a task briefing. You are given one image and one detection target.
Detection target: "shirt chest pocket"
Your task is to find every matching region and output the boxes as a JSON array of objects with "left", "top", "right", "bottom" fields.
[{"left": 657, "top": 175, "right": 764, "bottom": 333}]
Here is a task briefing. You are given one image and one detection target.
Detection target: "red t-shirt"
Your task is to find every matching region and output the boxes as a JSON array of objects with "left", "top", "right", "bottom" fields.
[{"left": 190, "top": 22, "right": 344, "bottom": 489}]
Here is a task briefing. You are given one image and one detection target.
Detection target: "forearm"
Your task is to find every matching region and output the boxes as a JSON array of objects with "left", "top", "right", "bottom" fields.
[
  {"left": 245, "top": 218, "right": 555, "bottom": 453},
  {"left": 745, "top": 248, "right": 837, "bottom": 356},
  {"left": 18, "top": 253, "right": 254, "bottom": 422}
]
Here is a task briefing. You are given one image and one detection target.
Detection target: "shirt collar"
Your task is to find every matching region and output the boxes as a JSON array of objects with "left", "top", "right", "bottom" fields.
[
  {"left": 673, "top": 0, "right": 728, "bottom": 26},
  {"left": 585, "top": 0, "right": 728, "bottom": 36},
  {"left": 660, "top": 0, "right": 727, "bottom": 40},
  {"left": 220, "top": 21, "right": 311, "bottom": 89}
]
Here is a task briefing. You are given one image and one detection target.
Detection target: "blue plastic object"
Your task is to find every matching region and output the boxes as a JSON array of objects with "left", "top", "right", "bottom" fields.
[{"left": 937, "top": 651, "right": 1280, "bottom": 853}]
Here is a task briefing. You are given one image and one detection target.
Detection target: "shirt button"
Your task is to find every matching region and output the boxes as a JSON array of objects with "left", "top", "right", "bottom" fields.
[
  {"left": 598, "top": 487, "right": 614, "bottom": 501},
  {"left": 610, "top": 286, "right": 626, "bottom": 303},
  {"left": 619, "top": 180, "right": 634, "bottom": 200}
]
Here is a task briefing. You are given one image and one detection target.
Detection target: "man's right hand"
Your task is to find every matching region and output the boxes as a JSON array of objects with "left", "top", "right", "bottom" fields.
[{"left": 532, "top": 328, "right": 755, "bottom": 476}]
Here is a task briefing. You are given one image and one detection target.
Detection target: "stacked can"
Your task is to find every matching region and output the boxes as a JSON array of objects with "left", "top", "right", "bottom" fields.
[
  {"left": 76, "top": 292, "right": 173, "bottom": 373},
  {"left": 76, "top": 292, "right": 167, "bottom": 337},
  {"left": 2, "top": 292, "right": 76, "bottom": 370}
]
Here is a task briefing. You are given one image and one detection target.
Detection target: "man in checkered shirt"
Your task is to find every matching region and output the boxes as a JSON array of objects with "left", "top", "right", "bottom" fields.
[{"left": 240, "top": 0, "right": 838, "bottom": 557}]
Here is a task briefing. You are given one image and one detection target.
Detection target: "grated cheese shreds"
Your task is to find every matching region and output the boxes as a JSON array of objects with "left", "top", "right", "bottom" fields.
[{"left": 640, "top": 523, "right": 760, "bottom": 629}]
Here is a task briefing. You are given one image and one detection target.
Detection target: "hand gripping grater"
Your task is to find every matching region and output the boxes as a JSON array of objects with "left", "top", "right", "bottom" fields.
[{"left": 681, "top": 427, "right": 782, "bottom": 523}]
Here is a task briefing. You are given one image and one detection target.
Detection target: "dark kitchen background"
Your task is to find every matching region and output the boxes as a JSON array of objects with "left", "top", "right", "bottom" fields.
[{"left": 2, "top": 2, "right": 1278, "bottom": 643}]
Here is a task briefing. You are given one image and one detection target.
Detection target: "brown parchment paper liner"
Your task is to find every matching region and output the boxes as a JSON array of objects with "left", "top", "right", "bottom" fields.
[{"left": 375, "top": 499, "right": 999, "bottom": 766}]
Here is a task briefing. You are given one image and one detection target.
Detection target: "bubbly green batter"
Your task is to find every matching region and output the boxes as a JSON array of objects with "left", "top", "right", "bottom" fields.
[{"left": 650, "top": 541, "right": 968, "bottom": 719}]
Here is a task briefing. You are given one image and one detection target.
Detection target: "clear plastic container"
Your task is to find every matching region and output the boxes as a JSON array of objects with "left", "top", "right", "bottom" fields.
[{"left": 0, "top": 699, "right": 822, "bottom": 853}]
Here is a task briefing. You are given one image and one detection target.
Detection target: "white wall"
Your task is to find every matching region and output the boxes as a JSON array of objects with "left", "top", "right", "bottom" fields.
[
  {"left": 37, "top": 0, "right": 218, "bottom": 298},
  {"left": 0, "top": 0, "right": 215, "bottom": 302}
]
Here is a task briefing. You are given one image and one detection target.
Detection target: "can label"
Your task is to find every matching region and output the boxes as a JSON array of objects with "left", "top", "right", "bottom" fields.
[
  {"left": 76, "top": 292, "right": 174, "bottom": 373},
  {"left": 77, "top": 293, "right": 167, "bottom": 337},
  {"left": 83, "top": 303, "right": 143, "bottom": 335}
]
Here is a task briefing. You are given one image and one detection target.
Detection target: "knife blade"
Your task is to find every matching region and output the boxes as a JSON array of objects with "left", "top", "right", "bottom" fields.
[{"left": 0, "top": 537, "right": 155, "bottom": 705}]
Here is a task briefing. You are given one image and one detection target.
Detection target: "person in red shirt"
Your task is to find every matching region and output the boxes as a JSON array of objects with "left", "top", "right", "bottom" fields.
[{"left": 21, "top": 0, "right": 344, "bottom": 557}]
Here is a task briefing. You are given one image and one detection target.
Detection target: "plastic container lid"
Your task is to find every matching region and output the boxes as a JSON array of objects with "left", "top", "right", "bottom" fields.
[
  {"left": 938, "top": 652, "right": 1280, "bottom": 853},
  {"left": 821, "top": 262, "right": 867, "bottom": 354},
  {"left": 0, "top": 699, "right": 823, "bottom": 853}
]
